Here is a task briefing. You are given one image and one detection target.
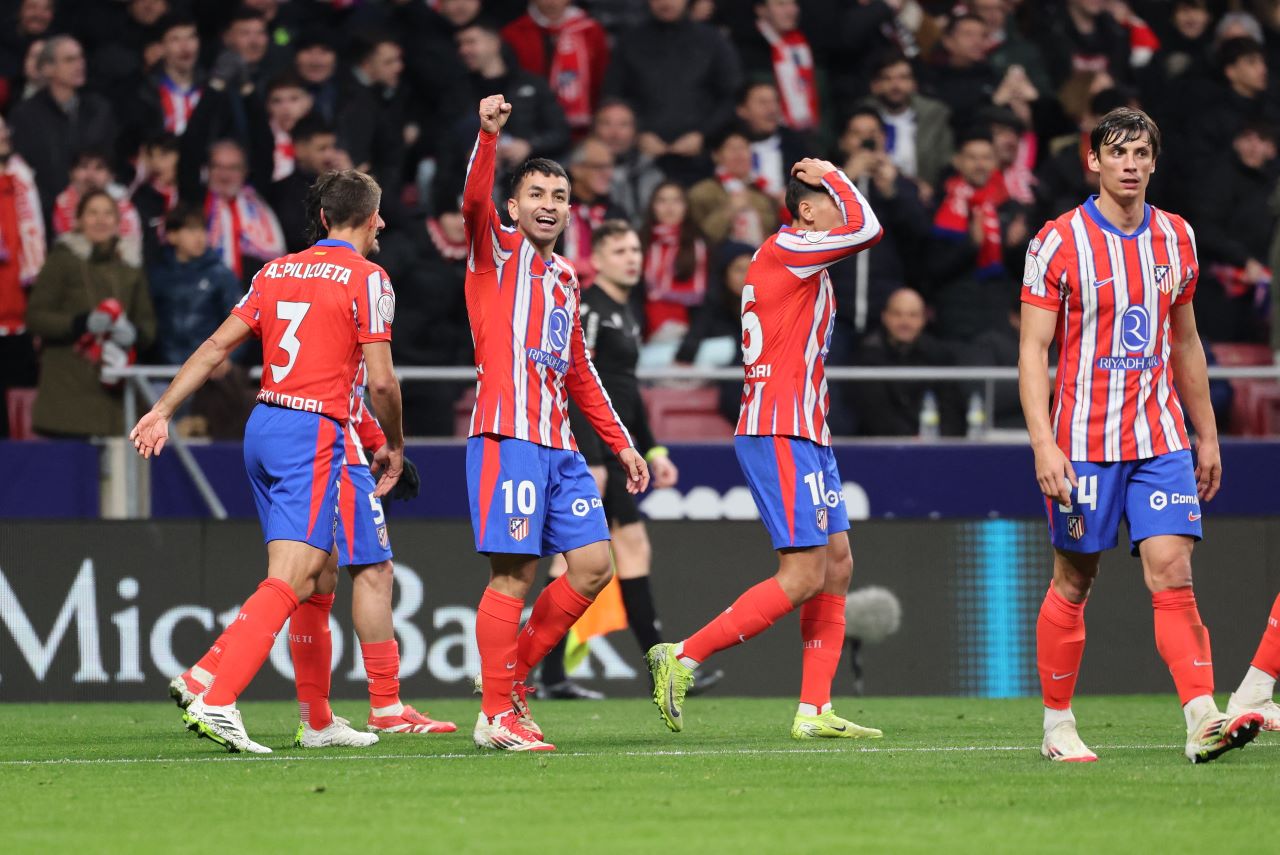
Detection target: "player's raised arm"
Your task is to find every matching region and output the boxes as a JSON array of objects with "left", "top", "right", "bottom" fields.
[
  {"left": 130, "top": 313, "right": 254, "bottom": 458},
  {"left": 463, "top": 96, "right": 514, "bottom": 272},
  {"left": 771, "top": 158, "right": 883, "bottom": 276}
]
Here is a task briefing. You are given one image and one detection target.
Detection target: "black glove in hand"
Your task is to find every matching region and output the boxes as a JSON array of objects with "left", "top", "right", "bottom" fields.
[{"left": 387, "top": 455, "right": 420, "bottom": 502}]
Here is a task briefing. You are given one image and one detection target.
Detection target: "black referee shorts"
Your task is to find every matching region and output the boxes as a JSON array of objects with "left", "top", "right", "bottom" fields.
[{"left": 573, "top": 419, "right": 642, "bottom": 527}]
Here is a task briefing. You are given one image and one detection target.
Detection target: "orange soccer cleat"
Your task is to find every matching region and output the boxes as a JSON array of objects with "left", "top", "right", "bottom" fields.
[{"left": 367, "top": 704, "right": 457, "bottom": 735}]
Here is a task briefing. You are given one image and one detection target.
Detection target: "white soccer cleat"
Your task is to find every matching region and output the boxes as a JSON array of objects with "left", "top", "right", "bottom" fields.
[
  {"left": 472, "top": 709, "right": 555, "bottom": 752},
  {"left": 294, "top": 718, "right": 380, "bottom": 749},
  {"left": 183, "top": 697, "right": 272, "bottom": 754},
  {"left": 1185, "top": 710, "right": 1263, "bottom": 763},
  {"left": 1225, "top": 693, "right": 1280, "bottom": 732},
  {"left": 168, "top": 674, "right": 197, "bottom": 710},
  {"left": 1041, "top": 720, "right": 1098, "bottom": 762}
]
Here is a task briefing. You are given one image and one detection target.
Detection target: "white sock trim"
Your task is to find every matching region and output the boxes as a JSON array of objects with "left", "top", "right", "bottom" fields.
[
  {"left": 1236, "top": 665, "right": 1277, "bottom": 704},
  {"left": 674, "top": 642, "right": 699, "bottom": 670},
  {"left": 372, "top": 702, "right": 404, "bottom": 718},
  {"left": 1043, "top": 706, "right": 1075, "bottom": 731},
  {"left": 1183, "top": 694, "right": 1218, "bottom": 730},
  {"left": 189, "top": 665, "right": 214, "bottom": 688}
]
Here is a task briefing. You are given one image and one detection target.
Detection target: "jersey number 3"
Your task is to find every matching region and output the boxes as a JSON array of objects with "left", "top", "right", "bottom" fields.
[{"left": 271, "top": 300, "right": 311, "bottom": 383}]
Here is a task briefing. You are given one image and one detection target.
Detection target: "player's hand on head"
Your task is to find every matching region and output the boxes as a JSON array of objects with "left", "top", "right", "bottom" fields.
[
  {"left": 1194, "top": 439, "right": 1222, "bottom": 502},
  {"left": 618, "top": 447, "right": 650, "bottom": 494},
  {"left": 129, "top": 410, "right": 169, "bottom": 459},
  {"left": 650, "top": 454, "right": 678, "bottom": 489},
  {"left": 372, "top": 446, "right": 404, "bottom": 498},
  {"left": 478, "top": 95, "right": 512, "bottom": 134},
  {"left": 790, "top": 158, "right": 837, "bottom": 185},
  {"left": 388, "top": 455, "right": 421, "bottom": 502}
]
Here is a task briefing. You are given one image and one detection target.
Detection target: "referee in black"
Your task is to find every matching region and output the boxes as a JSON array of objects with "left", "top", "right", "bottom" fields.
[{"left": 539, "top": 220, "right": 723, "bottom": 698}]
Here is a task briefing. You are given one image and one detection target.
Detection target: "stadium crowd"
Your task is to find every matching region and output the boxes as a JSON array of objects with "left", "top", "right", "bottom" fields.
[{"left": 0, "top": 0, "right": 1276, "bottom": 440}]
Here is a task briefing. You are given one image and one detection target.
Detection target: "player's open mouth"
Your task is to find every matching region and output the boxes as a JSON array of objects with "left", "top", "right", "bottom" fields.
[{"left": 535, "top": 214, "right": 557, "bottom": 227}]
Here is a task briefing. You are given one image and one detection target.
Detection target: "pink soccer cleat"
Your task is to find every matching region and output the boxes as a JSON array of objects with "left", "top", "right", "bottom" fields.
[{"left": 367, "top": 704, "right": 457, "bottom": 734}]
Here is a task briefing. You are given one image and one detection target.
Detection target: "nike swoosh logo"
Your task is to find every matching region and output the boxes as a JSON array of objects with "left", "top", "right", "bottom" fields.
[
  {"left": 1193, "top": 659, "right": 1212, "bottom": 667},
  {"left": 738, "top": 634, "right": 747, "bottom": 644},
  {"left": 831, "top": 725, "right": 847, "bottom": 732},
  {"left": 505, "top": 661, "right": 516, "bottom": 670},
  {"left": 1051, "top": 672, "right": 1075, "bottom": 680},
  {"left": 1093, "top": 277, "right": 1114, "bottom": 288},
  {"left": 1188, "top": 512, "right": 1202, "bottom": 521}
]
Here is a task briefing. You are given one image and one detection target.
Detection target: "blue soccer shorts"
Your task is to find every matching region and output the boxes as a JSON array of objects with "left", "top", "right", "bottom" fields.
[
  {"left": 734, "top": 435, "right": 851, "bottom": 550},
  {"left": 1046, "top": 449, "right": 1203, "bottom": 555},
  {"left": 242, "top": 404, "right": 344, "bottom": 553},
  {"left": 466, "top": 435, "right": 610, "bottom": 557},
  {"left": 335, "top": 463, "right": 394, "bottom": 567}
]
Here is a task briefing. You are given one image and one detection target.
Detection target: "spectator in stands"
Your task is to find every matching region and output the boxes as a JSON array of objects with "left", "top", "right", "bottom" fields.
[
  {"left": 456, "top": 20, "right": 571, "bottom": 164},
  {"left": 200, "top": 139, "right": 285, "bottom": 285},
  {"left": 926, "top": 13, "right": 1006, "bottom": 124},
  {"left": 862, "top": 51, "right": 953, "bottom": 195},
  {"left": 147, "top": 203, "right": 240, "bottom": 366},
  {"left": 80, "top": 0, "right": 172, "bottom": 113},
  {"left": 270, "top": 114, "right": 338, "bottom": 253},
  {"left": 265, "top": 72, "right": 314, "bottom": 182},
  {"left": 981, "top": 103, "right": 1037, "bottom": 207},
  {"left": 962, "top": 292, "right": 1037, "bottom": 430},
  {"left": 0, "top": 113, "right": 44, "bottom": 438},
  {"left": 1138, "top": 0, "right": 1215, "bottom": 116},
  {"left": 593, "top": 98, "right": 664, "bottom": 226},
  {"left": 292, "top": 29, "right": 340, "bottom": 123},
  {"left": 131, "top": 14, "right": 203, "bottom": 147},
  {"left": 26, "top": 189, "right": 155, "bottom": 438},
  {"left": 1187, "top": 38, "right": 1279, "bottom": 167},
  {"left": 0, "top": 0, "right": 56, "bottom": 103},
  {"left": 737, "top": 0, "right": 822, "bottom": 136},
  {"left": 502, "top": 1, "right": 610, "bottom": 139},
  {"left": 339, "top": 32, "right": 407, "bottom": 224},
  {"left": 676, "top": 240, "right": 753, "bottom": 367},
  {"left": 735, "top": 81, "right": 809, "bottom": 201},
  {"left": 928, "top": 128, "right": 1026, "bottom": 342},
  {"left": 1035, "top": 0, "right": 1132, "bottom": 88},
  {"left": 10, "top": 35, "right": 117, "bottom": 219},
  {"left": 827, "top": 108, "right": 929, "bottom": 341},
  {"left": 1190, "top": 119, "right": 1278, "bottom": 342},
  {"left": 973, "top": 0, "right": 1052, "bottom": 94},
  {"left": 562, "top": 136, "right": 627, "bottom": 279},
  {"left": 375, "top": 205, "right": 473, "bottom": 435},
  {"left": 218, "top": 7, "right": 280, "bottom": 90},
  {"left": 132, "top": 133, "right": 180, "bottom": 267},
  {"left": 52, "top": 148, "right": 144, "bottom": 269},
  {"left": 687, "top": 127, "right": 778, "bottom": 246},
  {"left": 848, "top": 287, "right": 964, "bottom": 437},
  {"left": 641, "top": 180, "right": 709, "bottom": 344},
  {"left": 604, "top": 0, "right": 742, "bottom": 183},
  {"left": 436, "top": 0, "right": 483, "bottom": 32}
]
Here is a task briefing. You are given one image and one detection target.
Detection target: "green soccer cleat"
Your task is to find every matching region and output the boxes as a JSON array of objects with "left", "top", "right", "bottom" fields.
[
  {"left": 791, "top": 709, "right": 884, "bottom": 740},
  {"left": 647, "top": 643, "right": 695, "bottom": 732}
]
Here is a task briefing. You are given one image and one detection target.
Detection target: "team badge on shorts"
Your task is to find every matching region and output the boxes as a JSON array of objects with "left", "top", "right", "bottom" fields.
[
  {"left": 509, "top": 517, "right": 529, "bottom": 542},
  {"left": 1067, "top": 514, "right": 1085, "bottom": 541},
  {"left": 815, "top": 507, "right": 828, "bottom": 532},
  {"left": 377, "top": 523, "right": 389, "bottom": 549}
]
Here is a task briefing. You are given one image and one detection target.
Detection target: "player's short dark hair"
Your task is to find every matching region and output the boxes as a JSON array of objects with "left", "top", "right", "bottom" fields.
[
  {"left": 784, "top": 177, "right": 827, "bottom": 221},
  {"left": 164, "top": 202, "right": 205, "bottom": 233},
  {"left": 1218, "top": 36, "right": 1264, "bottom": 72},
  {"left": 266, "top": 69, "right": 308, "bottom": 96},
  {"left": 591, "top": 219, "right": 637, "bottom": 250},
  {"left": 142, "top": 131, "right": 180, "bottom": 154},
  {"left": 870, "top": 49, "right": 911, "bottom": 80},
  {"left": 305, "top": 170, "right": 382, "bottom": 243},
  {"left": 1090, "top": 106, "right": 1162, "bottom": 158},
  {"left": 291, "top": 112, "right": 334, "bottom": 144},
  {"left": 508, "top": 158, "right": 570, "bottom": 198}
]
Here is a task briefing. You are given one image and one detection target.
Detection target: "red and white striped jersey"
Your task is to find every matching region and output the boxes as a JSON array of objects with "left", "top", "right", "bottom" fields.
[
  {"left": 462, "top": 129, "right": 632, "bottom": 454},
  {"left": 343, "top": 359, "right": 386, "bottom": 466},
  {"left": 1021, "top": 196, "right": 1198, "bottom": 462},
  {"left": 735, "top": 169, "right": 882, "bottom": 445}
]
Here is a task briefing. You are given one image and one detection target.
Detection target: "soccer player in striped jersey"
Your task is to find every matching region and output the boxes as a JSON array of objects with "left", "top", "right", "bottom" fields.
[
  {"left": 464, "top": 95, "right": 649, "bottom": 751},
  {"left": 647, "top": 157, "right": 884, "bottom": 739},
  {"left": 132, "top": 170, "right": 404, "bottom": 753},
  {"left": 1020, "top": 107, "right": 1263, "bottom": 763}
]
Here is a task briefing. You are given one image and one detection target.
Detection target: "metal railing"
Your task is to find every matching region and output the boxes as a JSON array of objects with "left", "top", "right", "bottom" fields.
[{"left": 106, "top": 362, "right": 1280, "bottom": 520}]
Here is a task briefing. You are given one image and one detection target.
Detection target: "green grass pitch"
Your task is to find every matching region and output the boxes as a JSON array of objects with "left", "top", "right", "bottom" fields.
[{"left": 0, "top": 695, "right": 1273, "bottom": 853}]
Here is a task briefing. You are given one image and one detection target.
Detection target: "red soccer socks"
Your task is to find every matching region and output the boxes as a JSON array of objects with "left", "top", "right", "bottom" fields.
[
  {"left": 799, "top": 593, "right": 846, "bottom": 711},
  {"left": 361, "top": 639, "right": 402, "bottom": 712},
  {"left": 290, "top": 592, "right": 334, "bottom": 729},
  {"left": 1037, "top": 585, "right": 1087, "bottom": 711},
  {"left": 205, "top": 578, "right": 299, "bottom": 706},
  {"left": 1249, "top": 592, "right": 1280, "bottom": 679},
  {"left": 476, "top": 587, "right": 524, "bottom": 718},
  {"left": 1152, "top": 586, "right": 1214, "bottom": 705},
  {"left": 681, "top": 578, "right": 795, "bottom": 665},
  {"left": 515, "top": 576, "right": 593, "bottom": 684}
]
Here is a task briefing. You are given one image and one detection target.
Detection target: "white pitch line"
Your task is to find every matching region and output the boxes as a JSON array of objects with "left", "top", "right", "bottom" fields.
[{"left": 3, "top": 742, "right": 1274, "bottom": 767}]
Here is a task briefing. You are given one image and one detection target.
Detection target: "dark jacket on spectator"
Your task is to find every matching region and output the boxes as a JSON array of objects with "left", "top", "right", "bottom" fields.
[
  {"left": 1191, "top": 153, "right": 1276, "bottom": 268},
  {"left": 132, "top": 181, "right": 178, "bottom": 269},
  {"left": 848, "top": 328, "right": 965, "bottom": 437},
  {"left": 25, "top": 233, "right": 155, "bottom": 437},
  {"left": 269, "top": 168, "right": 318, "bottom": 253},
  {"left": 1033, "top": 6, "right": 1131, "bottom": 88},
  {"left": 604, "top": 16, "right": 742, "bottom": 143},
  {"left": 10, "top": 88, "right": 118, "bottom": 219},
  {"left": 923, "top": 61, "right": 1001, "bottom": 131},
  {"left": 338, "top": 68, "right": 407, "bottom": 226},
  {"left": 147, "top": 246, "right": 240, "bottom": 366},
  {"left": 466, "top": 66, "right": 571, "bottom": 158}
]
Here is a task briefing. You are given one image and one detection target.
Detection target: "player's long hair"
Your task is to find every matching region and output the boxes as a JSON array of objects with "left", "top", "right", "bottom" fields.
[{"left": 304, "top": 170, "right": 382, "bottom": 244}]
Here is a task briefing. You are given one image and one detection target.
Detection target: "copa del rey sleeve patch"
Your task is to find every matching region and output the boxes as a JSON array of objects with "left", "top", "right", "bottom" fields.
[{"left": 377, "top": 276, "right": 395, "bottom": 325}]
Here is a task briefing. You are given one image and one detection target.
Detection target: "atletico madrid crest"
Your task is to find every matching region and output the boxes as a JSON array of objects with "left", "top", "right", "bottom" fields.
[
  {"left": 1153, "top": 264, "right": 1172, "bottom": 294},
  {"left": 1067, "top": 514, "right": 1085, "bottom": 541},
  {"left": 509, "top": 517, "right": 529, "bottom": 542},
  {"left": 815, "top": 507, "right": 828, "bottom": 532}
]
